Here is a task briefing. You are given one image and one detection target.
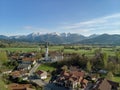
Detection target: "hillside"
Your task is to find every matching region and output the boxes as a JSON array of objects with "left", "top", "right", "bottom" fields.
[{"left": 79, "top": 34, "right": 120, "bottom": 45}]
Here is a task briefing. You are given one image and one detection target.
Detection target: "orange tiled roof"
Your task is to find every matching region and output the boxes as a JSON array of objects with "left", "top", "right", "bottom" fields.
[
  {"left": 22, "top": 57, "right": 35, "bottom": 62},
  {"left": 8, "top": 83, "right": 33, "bottom": 90},
  {"left": 10, "top": 71, "right": 21, "bottom": 77},
  {"left": 10, "top": 70, "right": 27, "bottom": 77}
]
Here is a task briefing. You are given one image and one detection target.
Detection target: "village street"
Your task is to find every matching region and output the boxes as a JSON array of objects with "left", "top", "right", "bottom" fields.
[
  {"left": 44, "top": 83, "right": 69, "bottom": 90},
  {"left": 28, "top": 61, "right": 68, "bottom": 90},
  {"left": 28, "top": 61, "right": 48, "bottom": 86},
  {"left": 29, "top": 62, "right": 40, "bottom": 75}
]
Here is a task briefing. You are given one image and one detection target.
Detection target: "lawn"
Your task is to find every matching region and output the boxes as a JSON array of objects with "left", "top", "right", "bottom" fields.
[
  {"left": 0, "top": 78, "right": 8, "bottom": 90},
  {"left": 112, "top": 76, "right": 120, "bottom": 83},
  {"left": 0, "top": 45, "right": 118, "bottom": 56},
  {"left": 37, "top": 64, "right": 56, "bottom": 72}
]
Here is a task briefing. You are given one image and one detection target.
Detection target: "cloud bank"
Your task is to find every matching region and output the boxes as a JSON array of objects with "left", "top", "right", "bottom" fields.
[
  {"left": 23, "top": 13, "right": 120, "bottom": 36},
  {"left": 60, "top": 13, "right": 120, "bottom": 35}
]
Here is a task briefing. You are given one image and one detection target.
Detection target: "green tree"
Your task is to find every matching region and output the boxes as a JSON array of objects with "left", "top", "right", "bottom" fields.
[
  {"left": 107, "top": 62, "right": 115, "bottom": 72},
  {"left": 115, "top": 51, "right": 120, "bottom": 63},
  {"left": 35, "top": 52, "right": 42, "bottom": 60},
  {"left": 102, "top": 52, "right": 108, "bottom": 68},
  {"left": 61, "top": 65, "right": 68, "bottom": 71},
  {"left": 0, "top": 51, "right": 8, "bottom": 63},
  {"left": 114, "top": 64, "right": 120, "bottom": 75},
  {"left": 106, "top": 72, "right": 114, "bottom": 80},
  {"left": 87, "top": 60, "right": 92, "bottom": 72}
]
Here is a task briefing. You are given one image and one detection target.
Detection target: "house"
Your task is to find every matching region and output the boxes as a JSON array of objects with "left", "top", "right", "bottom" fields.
[
  {"left": 17, "top": 63, "right": 31, "bottom": 71},
  {"left": 92, "top": 78, "right": 119, "bottom": 90},
  {"left": 22, "top": 57, "right": 36, "bottom": 65},
  {"left": 56, "top": 70, "right": 88, "bottom": 89},
  {"left": 36, "top": 70, "right": 47, "bottom": 80},
  {"left": 3, "top": 70, "right": 12, "bottom": 74},
  {"left": 8, "top": 83, "right": 35, "bottom": 90},
  {"left": 10, "top": 70, "right": 28, "bottom": 79}
]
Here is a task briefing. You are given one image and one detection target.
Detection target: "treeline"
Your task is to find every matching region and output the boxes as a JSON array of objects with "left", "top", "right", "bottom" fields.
[
  {"left": 51, "top": 49, "right": 120, "bottom": 75},
  {"left": 0, "top": 40, "right": 38, "bottom": 48}
]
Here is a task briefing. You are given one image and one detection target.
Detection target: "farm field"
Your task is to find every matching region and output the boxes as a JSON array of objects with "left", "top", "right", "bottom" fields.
[
  {"left": 0, "top": 45, "right": 118, "bottom": 56},
  {"left": 0, "top": 48, "right": 38, "bottom": 52}
]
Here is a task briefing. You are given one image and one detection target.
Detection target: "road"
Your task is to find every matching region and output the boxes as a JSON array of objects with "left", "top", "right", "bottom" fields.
[
  {"left": 31, "top": 79, "right": 47, "bottom": 86},
  {"left": 44, "top": 83, "right": 69, "bottom": 90},
  {"left": 29, "top": 62, "right": 40, "bottom": 75},
  {"left": 28, "top": 62, "right": 47, "bottom": 86}
]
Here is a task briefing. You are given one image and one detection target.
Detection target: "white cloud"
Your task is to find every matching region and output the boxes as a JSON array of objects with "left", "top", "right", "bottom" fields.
[
  {"left": 60, "top": 13, "right": 120, "bottom": 35},
  {"left": 24, "top": 26, "right": 33, "bottom": 30},
  {"left": 23, "top": 26, "right": 52, "bottom": 33},
  {"left": 22, "top": 13, "right": 120, "bottom": 35}
]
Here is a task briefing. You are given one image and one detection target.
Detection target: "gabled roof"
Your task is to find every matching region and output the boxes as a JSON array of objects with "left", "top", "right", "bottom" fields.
[
  {"left": 70, "top": 71, "right": 84, "bottom": 77},
  {"left": 36, "top": 70, "right": 44, "bottom": 75},
  {"left": 60, "top": 70, "right": 85, "bottom": 82},
  {"left": 22, "top": 57, "right": 36, "bottom": 62},
  {"left": 10, "top": 70, "right": 27, "bottom": 77},
  {"left": 92, "top": 78, "right": 119, "bottom": 90},
  {"left": 108, "top": 80, "right": 119, "bottom": 87},
  {"left": 8, "top": 83, "right": 34, "bottom": 90},
  {"left": 36, "top": 70, "right": 47, "bottom": 75}
]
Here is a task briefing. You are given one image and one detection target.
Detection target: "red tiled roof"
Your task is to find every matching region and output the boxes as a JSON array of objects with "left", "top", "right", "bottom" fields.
[
  {"left": 10, "top": 70, "right": 27, "bottom": 77},
  {"left": 8, "top": 83, "right": 32, "bottom": 90},
  {"left": 60, "top": 70, "right": 85, "bottom": 83},
  {"left": 92, "top": 78, "right": 119, "bottom": 90},
  {"left": 22, "top": 57, "right": 35, "bottom": 62},
  {"left": 36, "top": 70, "right": 44, "bottom": 75},
  {"left": 70, "top": 71, "right": 84, "bottom": 77}
]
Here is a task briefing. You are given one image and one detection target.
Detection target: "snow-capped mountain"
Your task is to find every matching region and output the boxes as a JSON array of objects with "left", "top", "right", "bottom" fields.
[
  {"left": 0, "top": 32, "right": 86, "bottom": 44},
  {"left": 2, "top": 32, "right": 120, "bottom": 45}
]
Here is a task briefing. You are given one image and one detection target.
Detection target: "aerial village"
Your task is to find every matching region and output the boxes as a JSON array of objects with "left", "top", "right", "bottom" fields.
[{"left": 0, "top": 43, "right": 120, "bottom": 90}]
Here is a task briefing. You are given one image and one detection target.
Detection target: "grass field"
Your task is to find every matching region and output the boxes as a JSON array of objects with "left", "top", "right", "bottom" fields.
[
  {"left": 37, "top": 64, "right": 56, "bottom": 72},
  {"left": 0, "top": 45, "right": 118, "bottom": 56},
  {"left": 0, "top": 78, "right": 7, "bottom": 90},
  {"left": 113, "top": 76, "right": 120, "bottom": 83},
  {"left": 0, "top": 48, "right": 38, "bottom": 52}
]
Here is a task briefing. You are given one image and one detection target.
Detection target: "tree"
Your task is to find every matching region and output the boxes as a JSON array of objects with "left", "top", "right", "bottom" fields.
[
  {"left": 61, "top": 65, "right": 68, "bottom": 71},
  {"left": 102, "top": 52, "right": 108, "bottom": 68},
  {"left": 107, "top": 62, "right": 115, "bottom": 72},
  {"left": 87, "top": 60, "right": 92, "bottom": 72},
  {"left": 35, "top": 52, "right": 42, "bottom": 60},
  {"left": 114, "top": 64, "right": 120, "bottom": 75},
  {"left": 115, "top": 51, "right": 120, "bottom": 63},
  {"left": 0, "top": 51, "right": 8, "bottom": 64},
  {"left": 106, "top": 72, "right": 114, "bottom": 80}
]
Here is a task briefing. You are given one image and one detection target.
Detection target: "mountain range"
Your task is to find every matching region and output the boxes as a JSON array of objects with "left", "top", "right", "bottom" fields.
[{"left": 0, "top": 32, "right": 120, "bottom": 45}]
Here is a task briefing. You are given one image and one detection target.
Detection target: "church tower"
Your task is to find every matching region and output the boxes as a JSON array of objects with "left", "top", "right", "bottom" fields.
[{"left": 45, "top": 42, "right": 49, "bottom": 60}]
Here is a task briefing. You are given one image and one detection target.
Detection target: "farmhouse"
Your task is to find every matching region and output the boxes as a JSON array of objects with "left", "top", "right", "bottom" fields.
[
  {"left": 8, "top": 83, "right": 35, "bottom": 90},
  {"left": 56, "top": 70, "right": 88, "bottom": 89},
  {"left": 92, "top": 78, "right": 119, "bottom": 90},
  {"left": 36, "top": 70, "right": 47, "bottom": 80},
  {"left": 10, "top": 70, "right": 28, "bottom": 79}
]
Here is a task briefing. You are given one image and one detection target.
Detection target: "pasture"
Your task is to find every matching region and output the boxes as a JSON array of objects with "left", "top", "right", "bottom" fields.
[{"left": 0, "top": 45, "right": 119, "bottom": 56}]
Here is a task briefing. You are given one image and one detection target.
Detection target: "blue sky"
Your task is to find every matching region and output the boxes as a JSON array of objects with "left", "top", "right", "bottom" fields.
[{"left": 0, "top": 0, "right": 120, "bottom": 36}]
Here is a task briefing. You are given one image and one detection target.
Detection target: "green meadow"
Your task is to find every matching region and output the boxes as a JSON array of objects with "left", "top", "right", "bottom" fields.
[
  {"left": 0, "top": 45, "right": 118, "bottom": 56},
  {"left": 37, "top": 64, "right": 55, "bottom": 72}
]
